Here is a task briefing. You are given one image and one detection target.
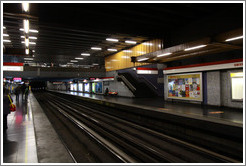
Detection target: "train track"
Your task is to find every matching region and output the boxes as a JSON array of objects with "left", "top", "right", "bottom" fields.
[{"left": 34, "top": 92, "right": 240, "bottom": 163}]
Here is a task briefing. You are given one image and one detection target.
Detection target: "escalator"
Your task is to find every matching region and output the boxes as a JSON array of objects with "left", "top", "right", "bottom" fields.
[{"left": 117, "top": 72, "right": 158, "bottom": 98}]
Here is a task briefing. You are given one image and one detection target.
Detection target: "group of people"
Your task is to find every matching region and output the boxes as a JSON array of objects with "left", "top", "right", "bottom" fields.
[
  {"left": 14, "top": 84, "right": 29, "bottom": 102},
  {"left": 3, "top": 83, "right": 29, "bottom": 132}
]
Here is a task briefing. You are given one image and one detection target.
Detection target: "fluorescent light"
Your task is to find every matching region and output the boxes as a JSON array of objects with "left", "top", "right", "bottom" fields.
[
  {"left": 225, "top": 36, "right": 243, "bottom": 42},
  {"left": 3, "top": 40, "right": 11, "bottom": 43},
  {"left": 3, "top": 34, "right": 9, "bottom": 37},
  {"left": 138, "top": 58, "right": 149, "bottom": 61},
  {"left": 3, "top": 26, "right": 6, "bottom": 29},
  {"left": 111, "top": 59, "right": 119, "bottom": 62},
  {"left": 107, "top": 48, "right": 117, "bottom": 52},
  {"left": 75, "top": 57, "right": 84, "bottom": 60},
  {"left": 121, "top": 56, "right": 130, "bottom": 59},
  {"left": 125, "top": 40, "right": 137, "bottom": 44},
  {"left": 143, "top": 42, "right": 153, "bottom": 46},
  {"left": 67, "top": 63, "right": 74, "bottom": 65},
  {"left": 32, "top": 50, "right": 35, "bottom": 52},
  {"left": 106, "top": 38, "right": 119, "bottom": 42},
  {"left": 92, "top": 63, "right": 99, "bottom": 65},
  {"left": 123, "top": 50, "right": 132, "bottom": 53},
  {"left": 25, "top": 49, "right": 29, "bottom": 55},
  {"left": 24, "top": 58, "right": 33, "bottom": 60},
  {"left": 184, "top": 45, "right": 207, "bottom": 51},
  {"left": 137, "top": 51, "right": 146, "bottom": 54},
  {"left": 81, "top": 53, "right": 90, "bottom": 56},
  {"left": 29, "top": 29, "right": 38, "bottom": 33},
  {"left": 91, "top": 47, "right": 102, "bottom": 50},
  {"left": 23, "top": 19, "right": 29, "bottom": 33},
  {"left": 20, "top": 28, "right": 38, "bottom": 33},
  {"left": 25, "top": 37, "right": 29, "bottom": 47},
  {"left": 22, "top": 41, "right": 36, "bottom": 45},
  {"left": 71, "top": 60, "right": 78, "bottom": 62},
  {"left": 21, "top": 36, "right": 37, "bottom": 39},
  {"left": 157, "top": 52, "right": 172, "bottom": 57},
  {"left": 22, "top": 2, "right": 29, "bottom": 12}
]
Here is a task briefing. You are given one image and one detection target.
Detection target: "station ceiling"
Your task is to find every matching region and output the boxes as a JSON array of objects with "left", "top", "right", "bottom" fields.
[{"left": 3, "top": 3, "right": 243, "bottom": 67}]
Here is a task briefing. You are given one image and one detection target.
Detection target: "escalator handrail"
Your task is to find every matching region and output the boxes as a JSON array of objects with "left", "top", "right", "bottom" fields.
[{"left": 118, "top": 75, "right": 136, "bottom": 92}]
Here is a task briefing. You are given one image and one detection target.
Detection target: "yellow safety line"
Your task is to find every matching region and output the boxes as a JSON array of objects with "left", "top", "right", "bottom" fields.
[{"left": 25, "top": 101, "right": 30, "bottom": 163}]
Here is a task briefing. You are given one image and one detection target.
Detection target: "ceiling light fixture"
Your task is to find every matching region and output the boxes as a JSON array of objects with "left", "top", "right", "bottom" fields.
[
  {"left": 22, "top": 2, "right": 29, "bottom": 12},
  {"left": 107, "top": 48, "right": 117, "bottom": 52},
  {"left": 24, "top": 57, "right": 33, "bottom": 60},
  {"left": 3, "top": 40, "right": 11, "bottom": 43},
  {"left": 121, "top": 56, "right": 130, "bottom": 59},
  {"left": 22, "top": 41, "right": 36, "bottom": 45},
  {"left": 125, "top": 40, "right": 137, "bottom": 44},
  {"left": 71, "top": 60, "right": 78, "bottom": 62},
  {"left": 32, "top": 50, "right": 35, "bottom": 52},
  {"left": 91, "top": 47, "right": 102, "bottom": 50},
  {"left": 225, "top": 36, "right": 243, "bottom": 42},
  {"left": 92, "top": 63, "right": 99, "bottom": 65},
  {"left": 25, "top": 37, "right": 29, "bottom": 47},
  {"left": 123, "top": 50, "right": 132, "bottom": 53},
  {"left": 25, "top": 49, "right": 29, "bottom": 55},
  {"left": 157, "top": 52, "right": 172, "bottom": 57},
  {"left": 75, "top": 57, "right": 84, "bottom": 60},
  {"left": 106, "top": 38, "right": 119, "bottom": 42},
  {"left": 3, "top": 34, "right": 9, "bottom": 37},
  {"left": 3, "top": 26, "right": 6, "bottom": 29},
  {"left": 143, "top": 42, "right": 153, "bottom": 46},
  {"left": 137, "top": 51, "right": 146, "bottom": 54},
  {"left": 23, "top": 19, "right": 29, "bottom": 33},
  {"left": 184, "top": 45, "right": 207, "bottom": 51},
  {"left": 138, "top": 58, "right": 149, "bottom": 61},
  {"left": 81, "top": 53, "right": 90, "bottom": 56},
  {"left": 21, "top": 36, "right": 37, "bottom": 39},
  {"left": 20, "top": 28, "right": 38, "bottom": 33}
]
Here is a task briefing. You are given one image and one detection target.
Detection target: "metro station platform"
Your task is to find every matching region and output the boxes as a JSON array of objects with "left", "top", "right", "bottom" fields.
[
  {"left": 3, "top": 92, "right": 74, "bottom": 163},
  {"left": 57, "top": 91, "right": 243, "bottom": 125}
]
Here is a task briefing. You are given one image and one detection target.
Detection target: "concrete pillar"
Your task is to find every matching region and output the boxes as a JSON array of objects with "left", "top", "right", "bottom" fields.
[{"left": 206, "top": 71, "right": 221, "bottom": 106}]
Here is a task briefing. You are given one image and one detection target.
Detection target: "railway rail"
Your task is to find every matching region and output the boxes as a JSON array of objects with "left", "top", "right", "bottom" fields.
[{"left": 34, "top": 91, "right": 241, "bottom": 163}]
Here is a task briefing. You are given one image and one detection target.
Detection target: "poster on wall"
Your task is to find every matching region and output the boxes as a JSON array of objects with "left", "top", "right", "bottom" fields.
[
  {"left": 95, "top": 82, "right": 103, "bottom": 93},
  {"left": 70, "top": 83, "right": 77, "bottom": 91},
  {"left": 84, "top": 83, "right": 90, "bottom": 92},
  {"left": 92, "top": 83, "right": 96, "bottom": 93},
  {"left": 78, "top": 83, "right": 83, "bottom": 92},
  {"left": 167, "top": 72, "right": 202, "bottom": 101}
]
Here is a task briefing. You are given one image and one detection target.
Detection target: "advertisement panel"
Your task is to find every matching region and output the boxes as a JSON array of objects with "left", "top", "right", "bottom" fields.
[
  {"left": 167, "top": 72, "right": 202, "bottom": 101},
  {"left": 78, "top": 83, "right": 83, "bottom": 92},
  {"left": 95, "top": 82, "right": 103, "bottom": 94},
  {"left": 70, "top": 83, "right": 77, "bottom": 91},
  {"left": 84, "top": 83, "right": 90, "bottom": 92}
]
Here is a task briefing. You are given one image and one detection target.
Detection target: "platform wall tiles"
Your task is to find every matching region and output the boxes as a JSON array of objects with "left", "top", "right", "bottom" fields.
[{"left": 103, "top": 80, "right": 135, "bottom": 98}]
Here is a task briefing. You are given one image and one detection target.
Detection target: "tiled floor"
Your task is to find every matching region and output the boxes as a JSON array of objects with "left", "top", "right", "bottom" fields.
[
  {"left": 61, "top": 91, "right": 243, "bottom": 124},
  {"left": 3, "top": 94, "right": 38, "bottom": 163}
]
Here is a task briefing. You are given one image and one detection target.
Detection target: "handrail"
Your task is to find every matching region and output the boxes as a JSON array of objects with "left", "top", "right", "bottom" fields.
[
  {"left": 140, "top": 76, "right": 158, "bottom": 90},
  {"left": 118, "top": 75, "right": 136, "bottom": 92}
]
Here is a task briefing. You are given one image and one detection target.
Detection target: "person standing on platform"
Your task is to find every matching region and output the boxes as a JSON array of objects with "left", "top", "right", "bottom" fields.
[
  {"left": 21, "top": 84, "right": 26, "bottom": 100},
  {"left": 14, "top": 86, "right": 21, "bottom": 102},
  {"left": 24, "top": 86, "right": 29, "bottom": 101},
  {"left": 3, "top": 87, "right": 11, "bottom": 131}
]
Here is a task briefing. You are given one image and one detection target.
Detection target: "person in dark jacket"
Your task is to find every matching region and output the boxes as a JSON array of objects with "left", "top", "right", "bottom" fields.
[
  {"left": 21, "top": 84, "right": 26, "bottom": 100},
  {"left": 3, "top": 87, "right": 11, "bottom": 131},
  {"left": 14, "top": 86, "right": 21, "bottom": 102}
]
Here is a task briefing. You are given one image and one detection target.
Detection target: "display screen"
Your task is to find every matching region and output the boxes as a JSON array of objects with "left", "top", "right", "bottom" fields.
[
  {"left": 92, "top": 83, "right": 96, "bottom": 93},
  {"left": 231, "top": 72, "right": 243, "bottom": 100},
  {"left": 70, "top": 83, "right": 77, "bottom": 91},
  {"left": 78, "top": 83, "right": 83, "bottom": 92},
  {"left": 84, "top": 83, "right": 90, "bottom": 92},
  {"left": 167, "top": 73, "right": 202, "bottom": 101},
  {"left": 95, "top": 82, "right": 103, "bottom": 93}
]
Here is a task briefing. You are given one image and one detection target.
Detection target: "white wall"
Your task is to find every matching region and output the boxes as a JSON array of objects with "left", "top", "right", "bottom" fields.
[
  {"left": 207, "top": 71, "right": 221, "bottom": 106},
  {"left": 104, "top": 80, "right": 134, "bottom": 97}
]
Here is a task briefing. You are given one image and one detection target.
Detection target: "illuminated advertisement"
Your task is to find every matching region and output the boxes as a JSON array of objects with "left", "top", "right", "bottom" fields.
[
  {"left": 13, "top": 77, "right": 22, "bottom": 82},
  {"left": 95, "top": 82, "right": 103, "bottom": 93},
  {"left": 167, "top": 72, "right": 202, "bottom": 101},
  {"left": 230, "top": 72, "right": 243, "bottom": 101},
  {"left": 70, "top": 83, "right": 77, "bottom": 91},
  {"left": 92, "top": 83, "right": 96, "bottom": 93},
  {"left": 84, "top": 83, "right": 90, "bottom": 92},
  {"left": 78, "top": 83, "right": 83, "bottom": 92}
]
